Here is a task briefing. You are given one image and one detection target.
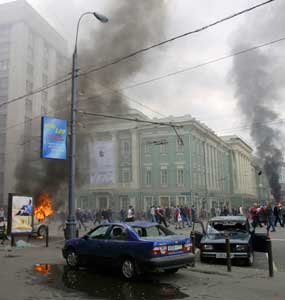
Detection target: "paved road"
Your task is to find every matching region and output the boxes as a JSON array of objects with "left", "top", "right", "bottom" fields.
[{"left": 1, "top": 221, "right": 285, "bottom": 300}]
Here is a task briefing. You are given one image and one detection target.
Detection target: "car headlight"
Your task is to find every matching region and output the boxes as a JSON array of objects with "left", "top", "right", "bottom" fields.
[
  {"left": 235, "top": 244, "right": 248, "bottom": 251},
  {"left": 203, "top": 244, "right": 214, "bottom": 251}
]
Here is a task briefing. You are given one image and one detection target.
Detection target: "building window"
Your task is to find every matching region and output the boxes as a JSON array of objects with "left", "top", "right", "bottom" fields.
[
  {"left": 176, "top": 139, "right": 184, "bottom": 153},
  {"left": 120, "top": 196, "right": 129, "bottom": 210},
  {"left": 43, "top": 43, "right": 49, "bottom": 57},
  {"left": 42, "top": 74, "right": 48, "bottom": 86},
  {"left": 177, "top": 167, "right": 184, "bottom": 186},
  {"left": 43, "top": 58, "right": 49, "bottom": 70},
  {"left": 122, "top": 168, "right": 131, "bottom": 183},
  {"left": 145, "top": 168, "right": 152, "bottom": 186},
  {"left": 42, "top": 91, "right": 48, "bottom": 103},
  {"left": 26, "top": 80, "right": 33, "bottom": 93},
  {"left": 145, "top": 197, "right": 153, "bottom": 210},
  {"left": 25, "top": 98, "right": 33, "bottom": 116},
  {"left": 160, "top": 142, "right": 167, "bottom": 154},
  {"left": 124, "top": 141, "right": 130, "bottom": 154},
  {"left": 0, "top": 60, "right": 9, "bottom": 71},
  {"left": 27, "top": 63, "right": 33, "bottom": 77},
  {"left": 0, "top": 25, "right": 10, "bottom": 37},
  {"left": 160, "top": 168, "right": 168, "bottom": 185},
  {"left": 144, "top": 142, "right": 151, "bottom": 154},
  {"left": 27, "top": 46, "right": 34, "bottom": 60},
  {"left": 0, "top": 77, "right": 8, "bottom": 89},
  {"left": 177, "top": 196, "right": 186, "bottom": 206},
  {"left": 41, "top": 104, "right": 47, "bottom": 115}
]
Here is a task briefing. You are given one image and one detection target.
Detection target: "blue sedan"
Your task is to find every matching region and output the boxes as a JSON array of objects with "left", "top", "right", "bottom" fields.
[{"left": 62, "top": 221, "right": 195, "bottom": 279}]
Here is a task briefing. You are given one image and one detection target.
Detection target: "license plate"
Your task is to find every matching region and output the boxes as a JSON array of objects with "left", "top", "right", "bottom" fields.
[
  {"left": 168, "top": 245, "right": 182, "bottom": 251},
  {"left": 216, "top": 253, "right": 233, "bottom": 259},
  {"left": 216, "top": 253, "right": 227, "bottom": 258}
]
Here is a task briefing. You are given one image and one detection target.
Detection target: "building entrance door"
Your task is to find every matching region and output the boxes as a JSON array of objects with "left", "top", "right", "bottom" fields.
[
  {"left": 98, "top": 196, "right": 108, "bottom": 209},
  {"left": 160, "top": 196, "right": 170, "bottom": 208}
]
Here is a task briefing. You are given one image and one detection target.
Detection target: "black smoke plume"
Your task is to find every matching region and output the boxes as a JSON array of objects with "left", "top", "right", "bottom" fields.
[
  {"left": 230, "top": 2, "right": 285, "bottom": 201},
  {"left": 14, "top": 1, "right": 167, "bottom": 209}
]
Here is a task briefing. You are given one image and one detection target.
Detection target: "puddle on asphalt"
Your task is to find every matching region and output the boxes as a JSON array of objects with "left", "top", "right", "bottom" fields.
[{"left": 32, "top": 264, "right": 189, "bottom": 300}]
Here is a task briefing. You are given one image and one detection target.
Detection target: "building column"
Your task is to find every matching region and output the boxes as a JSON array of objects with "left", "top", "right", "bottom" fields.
[
  {"left": 111, "top": 132, "right": 118, "bottom": 185},
  {"left": 131, "top": 130, "right": 139, "bottom": 189}
]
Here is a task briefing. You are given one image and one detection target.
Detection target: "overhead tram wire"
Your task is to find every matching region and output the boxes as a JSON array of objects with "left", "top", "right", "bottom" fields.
[
  {"left": 78, "top": 110, "right": 184, "bottom": 145},
  {"left": 82, "top": 73, "right": 166, "bottom": 117},
  {"left": 1, "top": 35, "right": 285, "bottom": 139},
  {"left": 0, "top": 0, "right": 275, "bottom": 111},
  {"left": 7, "top": 114, "right": 285, "bottom": 151}
]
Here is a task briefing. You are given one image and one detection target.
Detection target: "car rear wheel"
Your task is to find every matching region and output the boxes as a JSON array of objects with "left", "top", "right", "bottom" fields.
[
  {"left": 200, "top": 256, "right": 211, "bottom": 264},
  {"left": 38, "top": 225, "right": 47, "bottom": 237},
  {"left": 121, "top": 258, "right": 138, "bottom": 279},
  {"left": 66, "top": 249, "right": 79, "bottom": 268},
  {"left": 165, "top": 268, "right": 179, "bottom": 274}
]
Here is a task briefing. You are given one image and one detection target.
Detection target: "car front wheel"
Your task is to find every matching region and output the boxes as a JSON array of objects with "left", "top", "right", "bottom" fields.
[
  {"left": 245, "top": 251, "right": 254, "bottom": 266},
  {"left": 66, "top": 249, "right": 79, "bottom": 268},
  {"left": 121, "top": 258, "right": 138, "bottom": 279},
  {"left": 165, "top": 268, "right": 179, "bottom": 274}
]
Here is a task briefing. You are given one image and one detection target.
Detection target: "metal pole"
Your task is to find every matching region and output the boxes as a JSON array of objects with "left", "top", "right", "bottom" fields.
[
  {"left": 65, "top": 11, "right": 108, "bottom": 240},
  {"left": 65, "top": 49, "right": 78, "bottom": 240},
  {"left": 266, "top": 233, "right": 274, "bottom": 277},
  {"left": 191, "top": 231, "right": 196, "bottom": 267},
  {"left": 225, "top": 233, "right": 231, "bottom": 272},
  {"left": 45, "top": 226, "right": 49, "bottom": 248}
]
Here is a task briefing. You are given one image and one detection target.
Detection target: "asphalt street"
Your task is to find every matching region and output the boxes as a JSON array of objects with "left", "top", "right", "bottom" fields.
[{"left": 0, "top": 221, "right": 284, "bottom": 300}]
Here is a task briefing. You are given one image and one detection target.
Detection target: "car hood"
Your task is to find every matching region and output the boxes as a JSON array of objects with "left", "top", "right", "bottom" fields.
[{"left": 201, "top": 233, "right": 249, "bottom": 244}]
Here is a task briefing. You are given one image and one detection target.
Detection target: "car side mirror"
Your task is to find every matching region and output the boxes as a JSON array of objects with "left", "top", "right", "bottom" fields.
[{"left": 83, "top": 235, "right": 89, "bottom": 240}]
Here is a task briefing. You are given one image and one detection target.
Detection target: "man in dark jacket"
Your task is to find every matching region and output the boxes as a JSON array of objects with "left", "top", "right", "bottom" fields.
[{"left": 274, "top": 203, "right": 282, "bottom": 227}]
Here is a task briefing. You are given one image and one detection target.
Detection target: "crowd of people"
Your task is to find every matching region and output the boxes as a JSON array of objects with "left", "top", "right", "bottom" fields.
[{"left": 248, "top": 202, "right": 285, "bottom": 232}]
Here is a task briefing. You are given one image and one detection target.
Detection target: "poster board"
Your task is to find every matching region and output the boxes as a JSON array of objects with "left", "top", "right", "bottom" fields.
[
  {"left": 7, "top": 194, "right": 34, "bottom": 235},
  {"left": 41, "top": 116, "right": 67, "bottom": 160}
]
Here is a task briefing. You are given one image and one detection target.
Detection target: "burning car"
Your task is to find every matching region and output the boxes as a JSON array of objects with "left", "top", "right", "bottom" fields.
[{"left": 33, "top": 193, "right": 53, "bottom": 237}]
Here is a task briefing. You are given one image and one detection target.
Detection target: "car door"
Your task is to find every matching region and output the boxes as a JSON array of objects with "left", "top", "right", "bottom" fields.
[
  {"left": 192, "top": 221, "right": 205, "bottom": 249},
  {"left": 84, "top": 225, "right": 110, "bottom": 265},
  {"left": 104, "top": 225, "right": 129, "bottom": 266},
  {"left": 251, "top": 233, "right": 267, "bottom": 252}
]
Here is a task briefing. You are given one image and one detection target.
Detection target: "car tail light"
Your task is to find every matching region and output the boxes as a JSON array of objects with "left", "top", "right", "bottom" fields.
[
  {"left": 183, "top": 243, "right": 192, "bottom": 252},
  {"left": 151, "top": 246, "right": 168, "bottom": 255},
  {"left": 160, "top": 245, "right": 168, "bottom": 255}
]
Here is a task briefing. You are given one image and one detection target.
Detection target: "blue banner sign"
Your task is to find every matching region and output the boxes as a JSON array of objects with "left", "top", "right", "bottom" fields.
[{"left": 41, "top": 116, "right": 67, "bottom": 160}]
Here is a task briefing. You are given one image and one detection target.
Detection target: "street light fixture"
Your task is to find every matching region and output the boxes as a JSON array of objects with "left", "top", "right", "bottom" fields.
[{"left": 65, "top": 11, "right": 109, "bottom": 240}]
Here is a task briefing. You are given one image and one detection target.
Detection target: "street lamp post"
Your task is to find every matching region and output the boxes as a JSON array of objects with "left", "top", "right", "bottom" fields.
[{"left": 65, "top": 11, "right": 109, "bottom": 240}]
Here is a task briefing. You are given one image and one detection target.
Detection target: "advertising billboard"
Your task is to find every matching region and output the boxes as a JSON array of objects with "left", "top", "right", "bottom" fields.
[
  {"left": 7, "top": 194, "right": 33, "bottom": 234},
  {"left": 41, "top": 116, "right": 67, "bottom": 160},
  {"left": 89, "top": 140, "right": 115, "bottom": 185}
]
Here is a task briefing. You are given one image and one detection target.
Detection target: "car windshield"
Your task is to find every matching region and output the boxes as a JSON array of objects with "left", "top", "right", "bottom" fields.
[
  {"left": 206, "top": 220, "right": 248, "bottom": 236},
  {"left": 131, "top": 224, "right": 175, "bottom": 239}
]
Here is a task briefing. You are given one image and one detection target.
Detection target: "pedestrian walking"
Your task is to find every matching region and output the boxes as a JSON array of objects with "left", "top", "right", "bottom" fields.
[
  {"left": 93, "top": 209, "right": 102, "bottom": 225},
  {"left": 250, "top": 203, "right": 263, "bottom": 230},
  {"left": 274, "top": 203, "right": 282, "bottom": 227},
  {"left": 150, "top": 206, "right": 156, "bottom": 222},
  {"left": 265, "top": 202, "right": 276, "bottom": 233},
  {"left": 281, "top": 203, "right": 285, "bottom": 227},
  {"left": 125, "top": 205, "right": 135, "bottom": 222},
  {"left": 175, "top": 206, "right": 182, "bottom": 229}
]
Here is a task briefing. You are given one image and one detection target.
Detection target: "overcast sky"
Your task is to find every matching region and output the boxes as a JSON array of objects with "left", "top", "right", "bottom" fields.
[{"left": 2, "top": 0, "right": 285, "bottom": 148}]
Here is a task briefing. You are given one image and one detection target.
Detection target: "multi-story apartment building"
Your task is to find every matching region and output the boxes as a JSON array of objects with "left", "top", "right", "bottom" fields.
[
  {"left": 0, "top": 0, "right": 67, "bottom": 205},
  {"left": 77, "top": 110, "right": 268, "bottom": 213}
]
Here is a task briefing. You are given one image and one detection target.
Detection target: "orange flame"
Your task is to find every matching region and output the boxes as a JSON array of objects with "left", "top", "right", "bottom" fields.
[
  {"left": 35, "top": 264, "right": 52, "bottom": 274},
  {"left": 34, "top": 193, "right": 53, "bottom": 222}
]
